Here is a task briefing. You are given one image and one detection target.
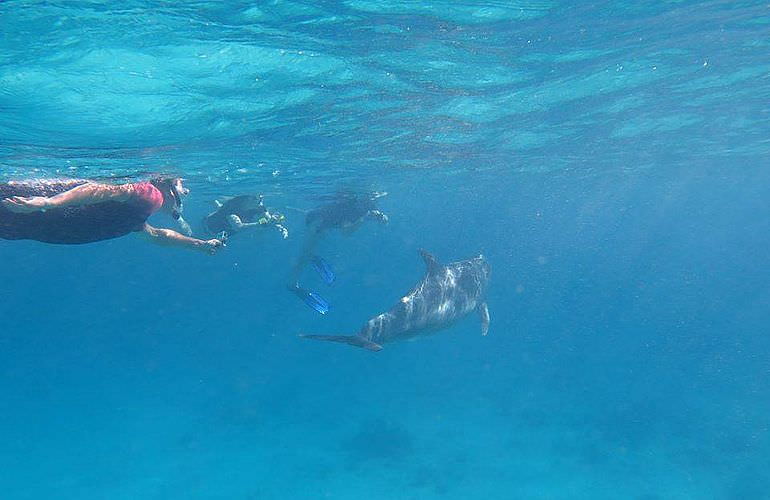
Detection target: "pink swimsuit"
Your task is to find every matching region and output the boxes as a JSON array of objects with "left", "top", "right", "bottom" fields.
[
  {"left": 0, "top": 179, "right": 167, "bottom": 244},
  {"left": 131, "top": 181, "right": 165, "bottom": 215}
]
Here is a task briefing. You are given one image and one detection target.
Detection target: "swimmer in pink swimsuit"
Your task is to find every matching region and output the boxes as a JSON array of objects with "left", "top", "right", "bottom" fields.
[{"left": 0, "top": 176, "right": 223, "bottom": 254}]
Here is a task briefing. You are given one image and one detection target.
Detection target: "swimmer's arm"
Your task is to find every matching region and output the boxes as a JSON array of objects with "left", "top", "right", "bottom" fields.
[
  {"left": 51, "top": 183, "right": 136, "bottom": 207},
  {"left": 227, "top": 214, "right": 262, "bottom": 230},
  {"left": 139, "top": 223, "right": 223, "bottom": 255},
  {"left": 1, "top": 182, "right": 134, "bottom": 213},
  {"left": 227, "top": 214, "right": 288, "bottom": 239}
]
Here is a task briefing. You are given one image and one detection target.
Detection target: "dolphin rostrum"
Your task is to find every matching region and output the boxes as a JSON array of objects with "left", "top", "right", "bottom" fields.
[{"left": 301, "top": 249, "right": 491, "bottom": 351}]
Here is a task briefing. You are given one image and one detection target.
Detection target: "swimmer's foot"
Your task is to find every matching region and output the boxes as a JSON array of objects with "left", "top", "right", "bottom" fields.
[
  {"left": 288, "top": 283, "right": 330, "bottom": 315},
  {"left": 311, "top": 256, "right": 336, "bottom": 285}
]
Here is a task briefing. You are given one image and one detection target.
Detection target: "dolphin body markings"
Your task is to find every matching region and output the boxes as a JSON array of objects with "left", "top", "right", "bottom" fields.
[{"left": 301, "top": 250, "right": 491, "bottom": 351}]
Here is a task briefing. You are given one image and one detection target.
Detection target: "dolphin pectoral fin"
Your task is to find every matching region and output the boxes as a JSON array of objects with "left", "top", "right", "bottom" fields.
[
  {"left": 300, "top": 334, "right": 383, "bottom": 352},
  {"left": 478, "top": 302, "right": 490, "bottom": 336},
  {"left": 419, "top": 249, "right": 441, "bottom": 274}
]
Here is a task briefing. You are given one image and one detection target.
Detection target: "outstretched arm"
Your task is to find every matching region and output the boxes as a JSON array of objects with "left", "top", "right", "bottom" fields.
[
  {"left": 139, "top": 223, "right": 224, "bottom": 255},
  {"left": 227, "top": 214, "right": 262, "bottom": 230},
  {"left": 227, "top": 214, "right": 289, "bottom": 239},
  {"left": 1, "top": 182, "right": 134, "bottom": 213}
]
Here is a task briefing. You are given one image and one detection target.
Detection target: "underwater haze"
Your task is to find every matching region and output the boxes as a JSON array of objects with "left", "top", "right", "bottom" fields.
[{"left": 1, "top": 0, "right": 770, "bottom": 498}]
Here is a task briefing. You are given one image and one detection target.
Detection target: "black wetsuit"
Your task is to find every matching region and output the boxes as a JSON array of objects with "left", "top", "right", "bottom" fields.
[
  {"left": 305, "top": 195, "right": 377, "bottom": 232},
  {"left": 202, "top": 195, "right": 266, "bottom": 235},
  {"left": 0, "top": 180, "right": 158, "bottom": 244}
]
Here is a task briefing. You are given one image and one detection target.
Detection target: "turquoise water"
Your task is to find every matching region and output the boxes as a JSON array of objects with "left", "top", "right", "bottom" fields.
[{"left": 1, "top": 1, "right": 769, "bottom": 498}]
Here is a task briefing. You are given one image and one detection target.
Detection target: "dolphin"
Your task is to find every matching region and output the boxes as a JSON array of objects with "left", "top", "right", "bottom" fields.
[{"left": 301, "top": 250, "right": 491, "bottom": 351}]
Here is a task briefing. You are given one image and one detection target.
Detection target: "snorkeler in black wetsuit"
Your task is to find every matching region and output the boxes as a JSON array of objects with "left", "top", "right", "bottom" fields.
[
  {"left": 288, "top": 191, "right": 388, "bottom": 314},
  {"left": 202, "top": 195, "right": 288, "bottom": 240},
  {"left": 304, "top": 192, "right": 388, "bottom": 236}
]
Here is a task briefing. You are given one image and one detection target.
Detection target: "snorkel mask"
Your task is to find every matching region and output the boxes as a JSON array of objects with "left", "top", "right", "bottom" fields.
[{"left": 156, "top": 176, "right": 193, "bottom": 236}]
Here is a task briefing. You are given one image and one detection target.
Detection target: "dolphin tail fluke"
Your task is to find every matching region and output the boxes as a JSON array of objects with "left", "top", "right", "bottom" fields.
[{"left": 300, "top": 334, "right": 383, "bottom": 351}]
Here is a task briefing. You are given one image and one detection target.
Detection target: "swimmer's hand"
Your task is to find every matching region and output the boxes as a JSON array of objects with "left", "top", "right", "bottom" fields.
[
  {"left": 199, "top": 238, "right": 225, "bottom": 255},
  {"left": 368, "top": 209, "right": 389, "bottom": 224},
  {"left": 1, "top": 196, "right": 51, "bottom": 213}
]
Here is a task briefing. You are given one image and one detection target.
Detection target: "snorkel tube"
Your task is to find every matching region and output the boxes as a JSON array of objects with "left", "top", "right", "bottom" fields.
[
  {"left": 172, "top": 205, "right": 193, "bottom": 236},
  {"left": 169, "top": 183, "right": 193, "bottom": 236},
  {"left": 152, "top": 176, "right": 193, "bottom": 236}
]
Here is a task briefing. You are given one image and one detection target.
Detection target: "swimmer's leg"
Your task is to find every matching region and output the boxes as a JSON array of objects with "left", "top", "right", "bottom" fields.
[
  {"left": 2, "top": 182, "right": 133, "bottom": 213},
  {"left": 289, "top": 228, "right": 323, "bottom": 284}
]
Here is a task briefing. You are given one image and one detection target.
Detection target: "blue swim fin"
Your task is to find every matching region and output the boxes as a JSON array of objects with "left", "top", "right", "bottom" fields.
[
  {"left": 311, "top": 256, "right": 336, "bottom": 285},
  {"left": 289, "top": 283, "right": 330, "bottom": 315}
]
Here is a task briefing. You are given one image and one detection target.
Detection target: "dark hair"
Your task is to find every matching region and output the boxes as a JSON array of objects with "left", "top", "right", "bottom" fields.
[{"left": 149, "top": 175, "right": 178, "bottom": 191}]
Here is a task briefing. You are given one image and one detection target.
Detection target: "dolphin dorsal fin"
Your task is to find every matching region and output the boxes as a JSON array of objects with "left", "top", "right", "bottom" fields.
[{"left": 419, "top": 249, "right": 441, "bottom": 274}]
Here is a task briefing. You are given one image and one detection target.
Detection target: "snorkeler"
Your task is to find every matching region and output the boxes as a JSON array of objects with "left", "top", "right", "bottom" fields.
[
  {"left": 202, "top": 194, "right": 288, "bottom": 240},
  {"left": 288, "top": 191, "right": 389, "bottom": 314},
  {"left": 0, "top": 177, "right": 224, "bottom": 254}
]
